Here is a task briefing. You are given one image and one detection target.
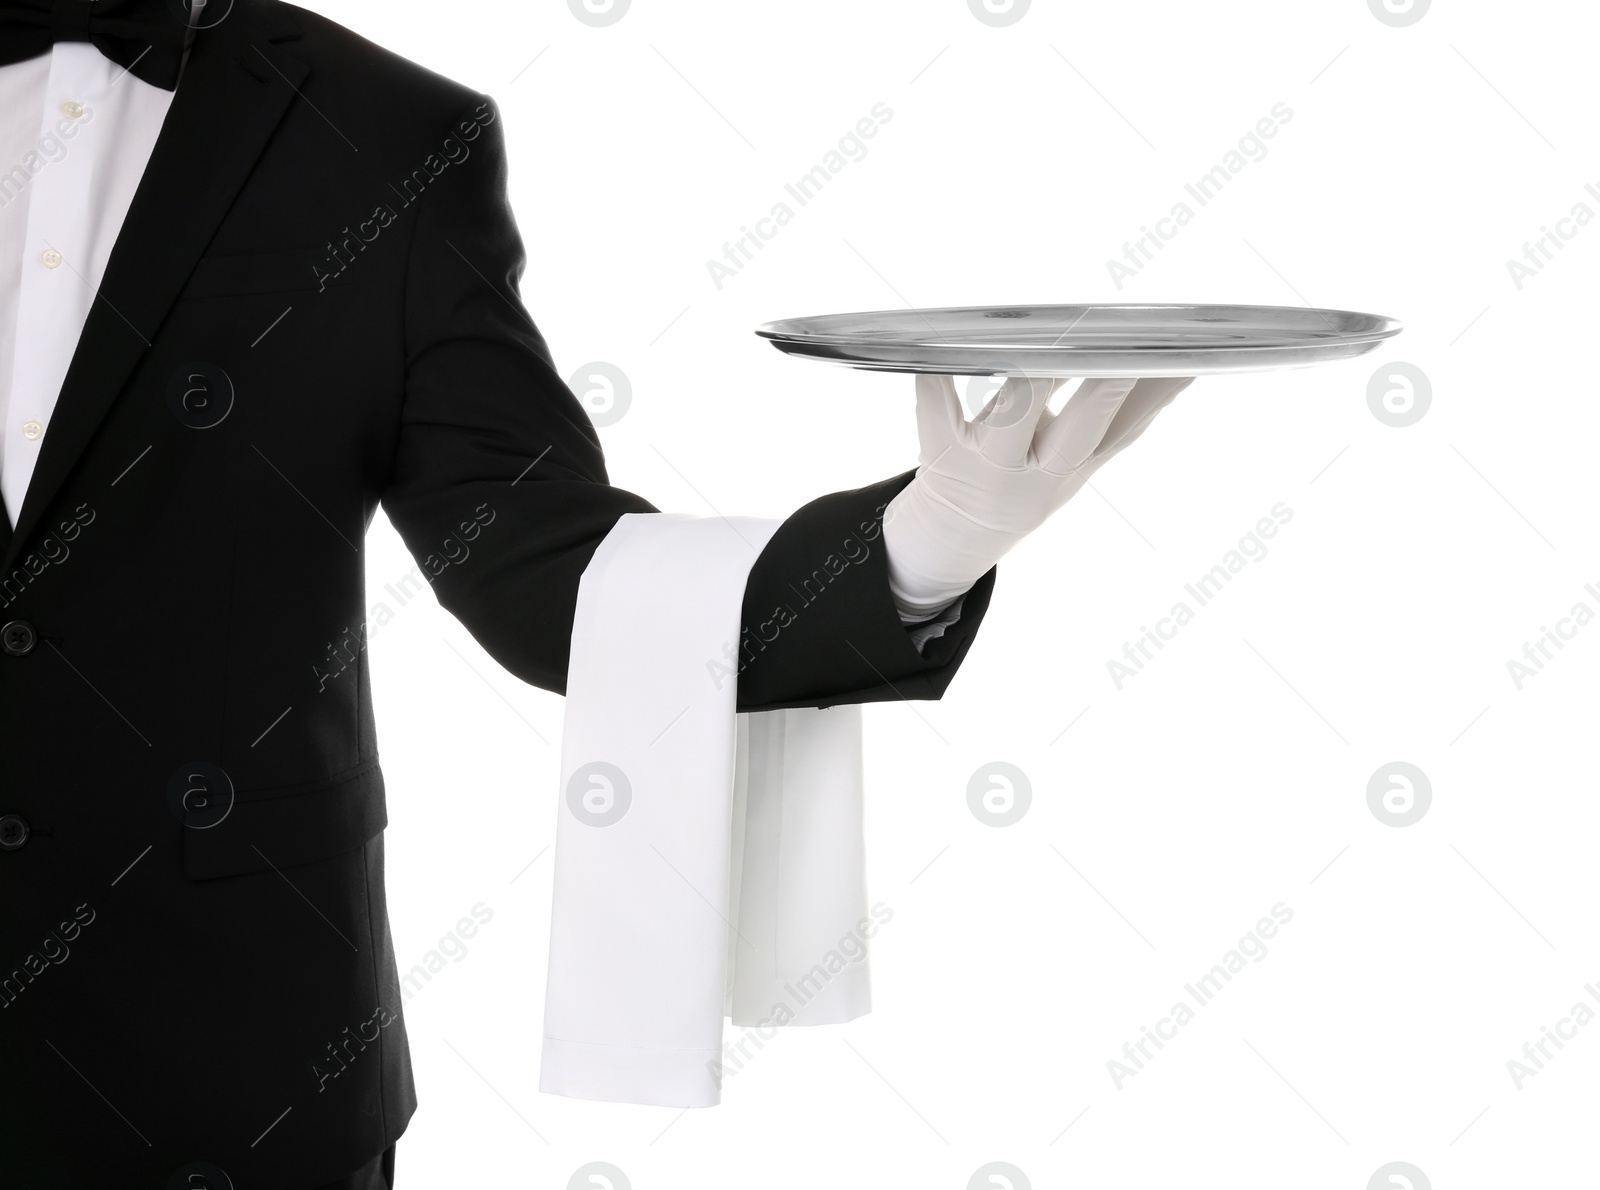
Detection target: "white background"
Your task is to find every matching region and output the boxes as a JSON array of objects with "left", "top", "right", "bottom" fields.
[{"left": 314, "top": 0, "right": 1600, "bottom": 1185}]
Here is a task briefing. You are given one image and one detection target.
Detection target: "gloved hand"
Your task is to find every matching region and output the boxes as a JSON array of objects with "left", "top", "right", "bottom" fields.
[{"left": 883, "top": 372, "right": 1193, "bottom": 619}]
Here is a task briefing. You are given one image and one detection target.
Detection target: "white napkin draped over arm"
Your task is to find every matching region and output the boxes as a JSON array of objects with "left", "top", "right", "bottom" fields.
[{"left": 539, "top": 512, "right": 871, "bottom": 1107}]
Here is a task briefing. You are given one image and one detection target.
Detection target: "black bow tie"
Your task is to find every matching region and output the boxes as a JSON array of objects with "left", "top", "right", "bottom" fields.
[{"left": 0, "top": 0, "right": 190, "bottom": 91}]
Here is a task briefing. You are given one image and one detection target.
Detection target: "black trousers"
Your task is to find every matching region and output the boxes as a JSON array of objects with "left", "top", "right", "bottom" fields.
[{"left": 311, "top": 1144, "right": 396, "bottom": 1190}]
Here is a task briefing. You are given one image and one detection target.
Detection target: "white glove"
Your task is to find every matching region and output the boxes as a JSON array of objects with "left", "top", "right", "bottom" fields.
[{"left": 883, "top": 373, "right": 1193, "bottom": 619}]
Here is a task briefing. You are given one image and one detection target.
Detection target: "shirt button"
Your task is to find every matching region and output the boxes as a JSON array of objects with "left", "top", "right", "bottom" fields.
[
  {"left": 40, "top": 248, "right": 62, "bottom": 268},
  {"left": 21, "top": 420, "right": 43, "bottom": 440},
  {"left": 61, "top": 100, "right": 84, "bottom": 119}
]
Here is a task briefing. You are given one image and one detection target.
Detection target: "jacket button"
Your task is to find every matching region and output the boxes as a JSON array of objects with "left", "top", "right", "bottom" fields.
[
  {"left": 0, "top": 815, "right": 29, "bottom": 851},
  {"left": 1, "top": 620, "right": 36, "bottom": 656}
]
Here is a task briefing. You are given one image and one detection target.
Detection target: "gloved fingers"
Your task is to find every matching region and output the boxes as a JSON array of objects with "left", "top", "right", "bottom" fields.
[
  {"left": 973, "top": 374, "right": 1064, "bottom": 467},
  {"left": 1092, "top": 376, "right": 1193, "bottom": 461},
  {"left": 1091, "top": 392, "right": 1172, "bottom": 468},
  {"left": 1034, "top": 376, "right": 1138, "bottom": 475},
  {"left": 912, "top": 373, "right": 965, "bottom": 461}
]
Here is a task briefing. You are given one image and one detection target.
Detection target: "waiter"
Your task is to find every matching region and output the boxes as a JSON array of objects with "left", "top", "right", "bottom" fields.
[{"left": 0, "top": 1, "right": 1186, "bottom": 1186}]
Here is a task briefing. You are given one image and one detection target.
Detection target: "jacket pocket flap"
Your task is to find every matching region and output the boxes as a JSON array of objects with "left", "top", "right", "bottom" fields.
[
  {"left": 182, "top": 759, "right": 387, "bottom": 880},
  {"left": 180, "top": 248, "right": 355, "bottom": 299}
]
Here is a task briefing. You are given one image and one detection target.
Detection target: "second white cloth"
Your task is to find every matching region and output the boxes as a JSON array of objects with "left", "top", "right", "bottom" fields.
[{"left": 540, "top": 513, "right": 871, "bottom": 1107}]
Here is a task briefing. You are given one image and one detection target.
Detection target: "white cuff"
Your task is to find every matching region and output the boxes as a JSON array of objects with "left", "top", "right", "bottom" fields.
[{"left": 898, "top": 591, "right": 967, "bottom": 652}]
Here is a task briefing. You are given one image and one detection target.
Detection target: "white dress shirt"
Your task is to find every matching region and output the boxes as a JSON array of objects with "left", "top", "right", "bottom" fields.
[{"left": 0, "top": 44, "right": 174, "bottom": 527}]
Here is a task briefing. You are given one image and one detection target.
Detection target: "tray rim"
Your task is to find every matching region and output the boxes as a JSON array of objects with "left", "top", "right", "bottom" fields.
[{"left": 754, "top": 302, "right": 1405, "bottom": 352}]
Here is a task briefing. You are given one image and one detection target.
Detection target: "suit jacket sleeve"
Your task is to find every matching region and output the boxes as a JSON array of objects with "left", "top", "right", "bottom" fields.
[{"left": 379, "top": 95, "right": 996, "bottom": 714}]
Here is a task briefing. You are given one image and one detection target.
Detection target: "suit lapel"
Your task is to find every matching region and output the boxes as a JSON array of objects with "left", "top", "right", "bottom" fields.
[{"left": 1, "top": 0, "right": 306, "bottom": 575}]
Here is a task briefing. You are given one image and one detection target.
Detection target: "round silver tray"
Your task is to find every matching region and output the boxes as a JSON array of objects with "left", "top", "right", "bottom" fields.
[{"left": 755, "top": 303, "right": 1403, "bottom": 377}]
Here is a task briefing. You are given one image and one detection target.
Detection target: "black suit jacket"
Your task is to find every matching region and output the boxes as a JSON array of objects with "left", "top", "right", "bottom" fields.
[{"left": 0, "top": 3, "right": 996, "bottom": 1185}]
